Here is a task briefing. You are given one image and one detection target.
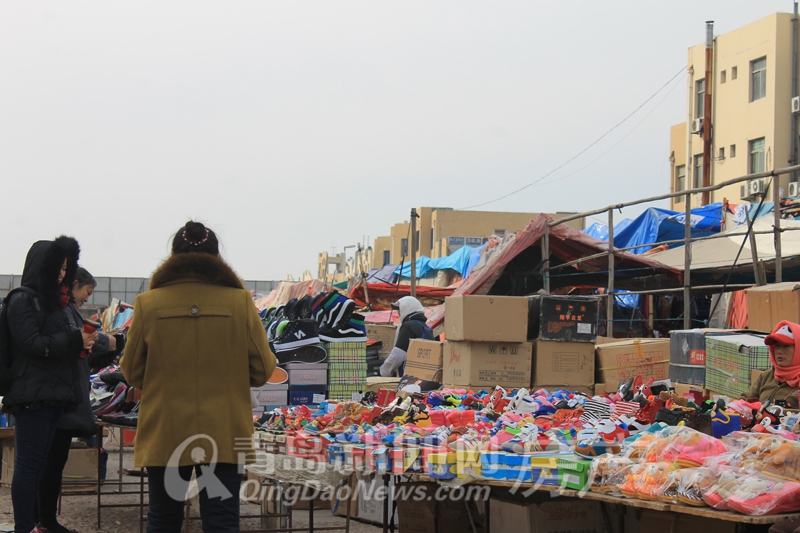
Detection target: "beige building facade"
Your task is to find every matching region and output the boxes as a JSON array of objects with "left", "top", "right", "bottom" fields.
[
  {"left": 371, "top": 208, "right": 584, "bottom": 269},
  {"left": 670, "top": 12, "right": 799, "bottom": 210}
]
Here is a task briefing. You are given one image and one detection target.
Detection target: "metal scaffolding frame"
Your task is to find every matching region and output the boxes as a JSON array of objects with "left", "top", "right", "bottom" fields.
[{"left": 541, "top": 163, "right": 800, "bottom": 336}]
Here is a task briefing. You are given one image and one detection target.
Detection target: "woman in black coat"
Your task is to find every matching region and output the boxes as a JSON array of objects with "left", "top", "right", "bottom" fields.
[
  {"left": 3, "top": 237, "right": 95, "bottom": 533},
  {"left": 36, "top": 267, "right": 123, "bottom": 533}
]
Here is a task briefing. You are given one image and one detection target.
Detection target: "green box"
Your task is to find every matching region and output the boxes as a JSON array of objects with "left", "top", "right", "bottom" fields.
[
  {"left": 558, "top": 469, "right": 590, "bottom": 490},
  {"left": 705, "top": 334, "right": 771, "bottom": 397}
]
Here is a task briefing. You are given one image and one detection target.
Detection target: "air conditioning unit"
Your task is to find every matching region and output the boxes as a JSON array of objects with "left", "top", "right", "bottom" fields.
[
  {"left": 790, "top": 181, "right": 799, "bottom": 197},
  {"left": 692, "top": 118, "right": 704, "bottom": 134},
  {"left": 793, "top": 96, "right": 800, "bottom": 114},
  {"left": 740, "top": 184, "right": 750, "bottom": 199},
  {"left": 749, "top": 179, "right": 765, "bottom": 196}
]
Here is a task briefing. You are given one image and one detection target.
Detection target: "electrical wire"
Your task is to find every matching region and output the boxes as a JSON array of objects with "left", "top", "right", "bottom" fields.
[{"left": 459, "top": 66, "right": 687, "bottom": 210}]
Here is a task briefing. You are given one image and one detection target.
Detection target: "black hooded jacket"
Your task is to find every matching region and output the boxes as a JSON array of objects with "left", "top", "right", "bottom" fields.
[{"left": 2, "top": 237, "right": 84, "bottom": 412}]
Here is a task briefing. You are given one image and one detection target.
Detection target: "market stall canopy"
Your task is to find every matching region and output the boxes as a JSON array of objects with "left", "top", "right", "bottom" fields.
[
  {"left": 428, "top": 214, "right": 681, "bottom": 328},
  {"left": 349, "top": 282, "right": 455, "bottom": 310},
  {"left": 394, "top": 245, "right": 477, "bottom": 279},
  {"left": 646, "top": 217, "right": 800, "bottom": 284}
]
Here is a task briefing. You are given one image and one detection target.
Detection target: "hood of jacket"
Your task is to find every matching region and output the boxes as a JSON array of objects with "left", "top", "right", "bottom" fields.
[
  {"left": 403, "top": 310, "right": 427, "bottom": 324},
  {"left": 149, "top": 252, "right": 244, "bottom": 290},
  {"left": 397, "top": 296, "right": 424, "bottom": 322},
  {"left": 21, "top": 236, "right": 80, "bottom": 310}
]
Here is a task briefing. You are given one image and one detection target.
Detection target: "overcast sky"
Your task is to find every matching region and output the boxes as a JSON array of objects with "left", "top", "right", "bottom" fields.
[{"left": 0, "top": 1, "right": 792, "bottom": 281}]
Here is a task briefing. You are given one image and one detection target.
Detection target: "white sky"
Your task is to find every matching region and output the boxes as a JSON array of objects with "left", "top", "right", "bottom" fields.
[{"left": 0, "top": 1, "right": 792, "bottom": 280}]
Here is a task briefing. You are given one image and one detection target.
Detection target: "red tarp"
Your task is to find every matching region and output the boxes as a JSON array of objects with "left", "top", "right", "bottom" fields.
[{"left": 349, "top": 283, "right": 455, "bottom": 311}]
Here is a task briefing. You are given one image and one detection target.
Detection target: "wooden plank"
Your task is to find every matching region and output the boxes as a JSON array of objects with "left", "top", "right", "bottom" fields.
[
  {"left": 668, "top": 504, "right": 800, "bottom": 525},
  {"left": 0, "top": 428, "right": 14, "bottom": 439},
  {"left": 578, "top": 491, "right": 670, "bottom": 512}
]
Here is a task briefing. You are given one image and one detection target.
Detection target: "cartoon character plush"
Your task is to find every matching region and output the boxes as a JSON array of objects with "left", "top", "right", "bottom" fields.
[
  {"left": 658, "top": 469, "right": 687, "bottom": 504},
  {"left": 637, "top": 462, "right": 677, "bottom": 501},
  {"left": 618, "top": 463, "right": 649, "bottom": 498},
  {"left": 760, "top": 439, "right": 800, "bottom": 481},
  {"left": 632, "top": 376, "right": 655, "bottom": 404},
  {"left": 677, "top": 467, "right": 715, "bottom": 507},
  {"left": 588, "top": 456, "right": 634, "bottom": 493}
]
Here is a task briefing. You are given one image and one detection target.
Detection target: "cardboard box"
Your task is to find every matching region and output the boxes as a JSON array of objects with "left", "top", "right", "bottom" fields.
[
  {"left": 705, "top": 334, "right": 771, "bottom": 397},
  {"left": 489, "top": 498, "right": 603, "bottom": 533},
  {"left": 444, "top": 295, "right": 528, "bottom": 342},
  {"left": 357, "top": 476, "right": 398, "bottom": 525},
  {"left": 366, "top": 376, "right": 401, "bottom": 393},
  {"left": 366, "top": 324, "right": 397, "bottom": 356},
  {"left": 396, "top": 482, "right": 437, "bottom": 533},
  {"left": 594, "top": 382, "right": 608, "bottom": 394},
  {"left": 285, "top": 363, "right": 328, "bottom": 386},
  {"left": 407, "top": 339, "right": 444, "bottom": 367},
  {"left": 443, "top": 341, "right": 533, "bottom": 388},
  {"left": 638, "top": 509, "right": 735, "bottom": 533},
  {"left": 528, "top": 295, "right": 599, "bottom": 343},
  {"left": 403, "top": 363, "right": 443, "bottom": 383},
  {"left": 532, "top": 340, "right": 594, "bottom": 390},
  {"left": 331, "top": 475, "right": 358, "bottom": 518},
  {"left": 746, "top": 282, "right": 800, "bottom": 333},
  {"left": 1, "top": 438, "right": 15, "bottom": 485},
  {"left": 62, "top": 448, "right": 98, "bottom": 481},
  {"left": 668, "top": 329, "right": 737, "bottom": 386},
  {"left": 253, "top": 384, "right": 289, "bottom": 407},
  {"left": 595, "top": 339, "right": 670, "bottom": 386}
]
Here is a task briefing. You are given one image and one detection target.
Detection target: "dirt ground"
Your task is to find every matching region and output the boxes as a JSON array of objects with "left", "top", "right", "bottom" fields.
[{"left": 0, "top": 443, "right": 383, "bottom": 533}]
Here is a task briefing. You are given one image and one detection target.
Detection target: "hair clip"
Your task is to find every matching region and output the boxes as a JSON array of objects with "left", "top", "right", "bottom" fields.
[{"left": 183, "top": 228, "right": 209, "bottom": 246}]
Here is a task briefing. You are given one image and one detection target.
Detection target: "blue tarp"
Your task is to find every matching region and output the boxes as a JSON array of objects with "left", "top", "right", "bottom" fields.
[
  {"left": 582, "top": 203, "right": 724, "bottom": 255},
  {"left": 367, "top": 264, "right": 399, "bottom": 284},
  {"left": 394, "top": 245, "right": 476, "bottom": 278},
  {"left": 463, "top": 243, "right": 488, "bottom": 279}
]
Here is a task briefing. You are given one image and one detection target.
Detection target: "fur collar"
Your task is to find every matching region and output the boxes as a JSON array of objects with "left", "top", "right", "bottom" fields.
[{"left": 149, "top": 253, "right": 244, "bottom": 290}]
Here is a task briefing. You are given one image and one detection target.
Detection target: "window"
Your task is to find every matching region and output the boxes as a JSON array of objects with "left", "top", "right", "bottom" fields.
[
  {"left": 695, "top": 79, "right": 705, "bottom": 119},
  {"left": 383, "top": 250, "right": 390, "bottom": 266},
  {"left": 730, "top": 144, "right": 736, "bottom": 158},
  {"left": 400, "top": 238, "right": 408, "bottom": 257},
  {"left": 721, "top": 70, "right": 727, "bottom": 84},
  {"left": 694, "top": 154, "right": 703, "bottom": 189},
  {"left": 751, "top": 57, "right": 766, "bottom": 102},
  {"left": 430, "top": 229, "right": 434, "bottom": 249},
  {"left": 749, "top": 138, "right": 766, "bottom": 174},
  {"left": 732, "top": 66, "right": 738, "bottom": 80},
  {"left": 719, "top": 147, "right": 725, "bottom": 159},
  {"left": 676, "top": 165, "right": 686, "bottom": 192},
  {"left": 415, "top": 230, "right": 420, "bottom": 252}
]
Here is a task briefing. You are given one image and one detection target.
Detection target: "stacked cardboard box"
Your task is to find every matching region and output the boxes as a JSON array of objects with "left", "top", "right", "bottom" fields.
[
  {"left": 443, "top": 295, "right": 532, "bottom": 389},
  {"left": 745, "top": 282, "right": 800, "bottom": 333},
  {"left": 595, "top": 338, "right": 670, "bottom": 388},
  {"left": 405, "top": 339, "right": 444, "bottom": 382},
  {"left": 326, "top": 341, "right": 367, "bottom": 401}
]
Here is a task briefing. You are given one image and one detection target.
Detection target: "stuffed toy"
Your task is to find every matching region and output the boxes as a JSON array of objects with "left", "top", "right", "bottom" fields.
[
  {"left": 618, "top": 463, "right": 649, "bottom": 498},
  {"left": 760, "top": 439, "right": 800, "bottom": 481},
  {"left": 677, "top": 467, "right": 715, "bottom": 507},
  {"left": 636, "top": 462, "right": 677, "bottom": 501},
  {"left": 588, "top": 456, "right": 634, "bottom": 493}
]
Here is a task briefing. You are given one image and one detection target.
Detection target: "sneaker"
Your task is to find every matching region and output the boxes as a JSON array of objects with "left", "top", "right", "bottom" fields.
[
  {"left": 319, "top": 293, "right": 356, "bottom": 330},
  {"left": 448, "top": 428, "right": 488, "bottom": 451},
  {"left": 319, "top": 313, "right": 367, "bottom": 343},
  {"left": 273, "top": 319, "right": 320, "bottom": 352},
  {"left": 284, "top": 298, "right": 300, "bottom": 321},
  {"left": 295, "top": 295, "right": 313, "bottom": 320}
]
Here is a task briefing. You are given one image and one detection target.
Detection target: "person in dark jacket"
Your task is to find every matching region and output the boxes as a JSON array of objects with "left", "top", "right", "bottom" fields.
[
  {"left": 3, "top": 237, "right": 95, "bottom": 533},
  {"left": 380, "top": 296, "right": 434, "bottom": 377},
  {"left": 37, "top": 267, "right": 123, "bottom": 533}
]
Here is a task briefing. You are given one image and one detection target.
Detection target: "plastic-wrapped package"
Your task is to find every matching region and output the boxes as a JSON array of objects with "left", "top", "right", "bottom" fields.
[
  {"left": 676, "top": 467, "right": 715, "bottom": 507},
  {"left": 739, "top": 435, "right": 800, "bottom": 480},
  {"left": 635, "top": 462, "right": 678, "bottom": 501},
  {"left": 658, "top": 468, "right": 692, "bottom": 504},
  {"left": 657, "top": 427, "right": 729, "bottom": 467},
  {"left": 588, "top": 456, "right": 635, "bottom": 493},
  {"left": 703, "top": 469, "right": 800, "bottom": 515},
  {"left": 616, "top": 463, "right": 649, "bottom": 498}
]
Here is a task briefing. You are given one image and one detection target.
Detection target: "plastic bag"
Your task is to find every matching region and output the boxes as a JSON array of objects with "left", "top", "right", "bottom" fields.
[
  {"left": 675, "top": 467, "right": 715, "bottom": 507},
  {"left": 588, "top": 456, "right": 635, "bottom": 493},
  {"left": 657, "top": 427, "right": 729, "bottom": 467},
  {"left": 703, "top": 469, "right": 800, "bottom": 515},
  {"left": 615, "top": 463, "right": 649, "bottom": 498},
  {"left": 635, "top": 462, "right": 678, "bottom": 501}
]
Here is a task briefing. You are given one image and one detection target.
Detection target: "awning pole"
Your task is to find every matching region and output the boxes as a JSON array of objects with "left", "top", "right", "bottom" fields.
[
  {"left": 684, "top": 192, "right": 692, "bottom": 329},
  {"left": 541, "top": 226, "right": 550, "bottom": 294},
  {"left": 774, "top": 174, "right": 783, "bottom": 282},
  {"left": 607, "top": 208, "right": 615, "bottom": 338}
]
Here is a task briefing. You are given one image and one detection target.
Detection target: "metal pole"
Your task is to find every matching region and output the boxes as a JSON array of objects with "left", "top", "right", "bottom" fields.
[
  {"left": 410, "top": 209, "right": 418, "bottom": 297},
  {"left": 774, "top": 175, "right": 783, "bottom": 282},
  {"left": 749, "top": 226, "right": 767, "bottom": 286},
  {"left": 702, "top": 21, "right": 714, "bottom": 206},
  {"left": 541, "top": 225, "right": 550, "bottom": 294},
  {"left": 792, "top": 1, "right": 799, "bottom": 182},
  {"left": 684, "top": 192, "right": 692, "bottom": 329},
  {"left": 607, "top": 208, "right": 615, "bottom": 338}
]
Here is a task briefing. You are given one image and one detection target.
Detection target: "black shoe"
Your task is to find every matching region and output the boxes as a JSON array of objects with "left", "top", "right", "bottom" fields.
[
  {"left": 319, "top": 313, "right": 367, "bottom": 343},
  {"left": 295, "top": 295, "right": 313, "bottom": 320},
  {"left": 273, "top": 319, "right": 320, "bottom": 352},
  {"left": 284, "top": 298, "right": 300, "bottom": 321}
]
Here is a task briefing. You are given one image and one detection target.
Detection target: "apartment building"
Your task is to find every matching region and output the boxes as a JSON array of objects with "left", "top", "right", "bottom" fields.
[{"left": 670, "top": 12, "right": 800, "bottom": 209}]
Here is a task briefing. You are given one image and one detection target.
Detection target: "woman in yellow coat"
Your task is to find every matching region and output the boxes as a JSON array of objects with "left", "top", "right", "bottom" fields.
[{"left": 121, "top": 221, "right": 275, "bottom": 533}]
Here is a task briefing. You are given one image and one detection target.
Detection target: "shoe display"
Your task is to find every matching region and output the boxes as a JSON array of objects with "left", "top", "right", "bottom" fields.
[{"left": 273, "top": 319, "right": 320, "bottom": 352}]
